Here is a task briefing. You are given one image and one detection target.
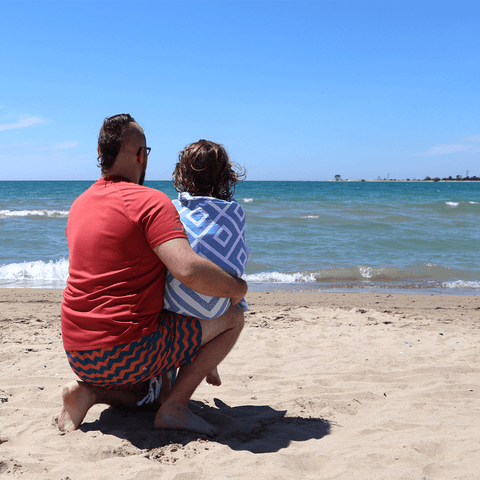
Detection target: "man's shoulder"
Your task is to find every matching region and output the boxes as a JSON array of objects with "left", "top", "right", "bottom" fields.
[
  {"left": 73, "top": 180, "right": 169, "bottom": 201},
  {"left": 117, "top": 183, "right": 171, "bottom": 202},
  {"left": 70, "top": 181, "right": 98, "bottom": 207},
  {"left": 117, "top": 185, "right": 178, "bottom": 222}
]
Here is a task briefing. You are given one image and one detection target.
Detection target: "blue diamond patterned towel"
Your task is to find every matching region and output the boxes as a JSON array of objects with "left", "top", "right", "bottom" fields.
[{"left": 163, "top": 192, "right": 249, "bottom": 319}]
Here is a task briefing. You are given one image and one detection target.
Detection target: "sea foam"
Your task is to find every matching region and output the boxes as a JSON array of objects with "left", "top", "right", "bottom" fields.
[
  {"left": 0, "top": 259, "right": 69, "bottom": 288},
  {"left": 0, "top": 209, "right": 69, "bottom": 218},
  {"left": 243, "top": 271, "right": 316, "bottom": 283},
  {"left": 442, "top": 280, "right": 480, "bottom": 290}
]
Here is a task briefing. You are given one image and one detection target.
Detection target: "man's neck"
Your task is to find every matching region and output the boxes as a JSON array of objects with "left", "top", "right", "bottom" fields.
[{"left": 101, "top": 171, "right": 137, "bottom": 184}]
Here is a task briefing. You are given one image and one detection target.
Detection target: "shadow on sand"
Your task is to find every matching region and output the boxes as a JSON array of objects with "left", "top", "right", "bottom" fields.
[{"left": 79, "top": 398, "right": 331, "bottom": 454}]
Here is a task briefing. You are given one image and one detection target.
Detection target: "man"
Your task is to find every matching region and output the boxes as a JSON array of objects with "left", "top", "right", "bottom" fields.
[{"left": 58, "top": 114, "right": 247, "bottom": 436}]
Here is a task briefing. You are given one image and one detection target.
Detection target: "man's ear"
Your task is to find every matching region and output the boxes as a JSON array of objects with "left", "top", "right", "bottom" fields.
[{"left": 97, "top": 145, "right": 101, "bottom": 155}]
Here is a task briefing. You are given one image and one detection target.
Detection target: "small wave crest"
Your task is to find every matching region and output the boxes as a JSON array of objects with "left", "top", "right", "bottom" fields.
[
  {"left": 0, "top": 209, "right": 70, "bottom": 219},
  {"left": 243, "top": 267, "right": 406, "bottom": 284},
  {"left": 314, "top": 266, "right": 409, "bottom": 283},
  {"left": 0, "top": 259, "right": 69, "bottom": 288},
  {"left": 244, "top": 271, "right": 317, "bottom": 283},
  {"left": 243, "top": 198, "right": 254, "bottom": 203},
  {"left": 443, "top": 201, "right": 479, "bottom": 208},
  {"left": 442, "top": 280, "right": 480, "bottom": 289},
  {"left": 244, "top": 264, "right": 480, "bottom": 291}
]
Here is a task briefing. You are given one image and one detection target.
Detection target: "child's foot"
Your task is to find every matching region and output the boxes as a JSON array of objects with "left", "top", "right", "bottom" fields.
[{"left": 206, "top": 367, "right": 221, "bottom": 386}]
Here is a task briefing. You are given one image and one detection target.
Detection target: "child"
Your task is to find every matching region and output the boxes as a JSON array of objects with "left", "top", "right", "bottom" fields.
[{"left": 163, "top": 139, "right": 249, "bottom": 321}]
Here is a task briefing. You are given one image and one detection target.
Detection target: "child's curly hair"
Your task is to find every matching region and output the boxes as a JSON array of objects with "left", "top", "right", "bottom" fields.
[{"left": 172, "top": 140, "right": 246, "bottom": 200}]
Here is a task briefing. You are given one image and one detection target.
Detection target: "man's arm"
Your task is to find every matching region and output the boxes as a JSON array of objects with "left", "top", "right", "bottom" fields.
[{"left": 153, "top": 238, "right": 248, "bottom": 305}]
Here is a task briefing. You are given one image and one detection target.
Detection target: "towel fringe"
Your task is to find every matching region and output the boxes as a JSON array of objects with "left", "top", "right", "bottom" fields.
[{"left": 136, "top": 376, "right": 162, "bottom": 406}]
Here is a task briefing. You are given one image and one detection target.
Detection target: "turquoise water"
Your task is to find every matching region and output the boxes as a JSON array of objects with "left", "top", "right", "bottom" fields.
[{"left": 1, "top": 180, "right": 479, "bottom": 293}]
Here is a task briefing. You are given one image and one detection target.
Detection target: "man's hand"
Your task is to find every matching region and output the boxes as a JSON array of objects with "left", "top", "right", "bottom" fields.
[
  {"left": 230, "top": 294, "right": 245, "bottom": 307},
  {"left": 154, "top": 238, "right": 247, "bottom": 301}
]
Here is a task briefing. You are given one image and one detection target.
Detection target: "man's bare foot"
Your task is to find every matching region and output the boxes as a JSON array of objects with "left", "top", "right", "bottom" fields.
[
  {"left": 206, "top": 367, "right": 221, "bottom": 386},
  {"left": 154, "top": 402, "right": 218, "bottom": 436},
  {"left": 57, "top": 381, "right": 95, "bottom": 432}
]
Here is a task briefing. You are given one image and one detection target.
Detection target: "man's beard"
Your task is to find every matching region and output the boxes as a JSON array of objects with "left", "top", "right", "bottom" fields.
[{"left": 139, "top": 165, "right": 146, "bottom": 186}]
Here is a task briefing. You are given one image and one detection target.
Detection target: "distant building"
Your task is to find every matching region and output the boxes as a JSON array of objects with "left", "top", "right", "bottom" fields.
[{"left": 334, "top": 175, "right": 341, "bottom": 181}]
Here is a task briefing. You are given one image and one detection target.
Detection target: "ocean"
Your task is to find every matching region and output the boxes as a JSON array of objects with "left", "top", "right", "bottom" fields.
[{"left": 1, "top": 180, "right": 479, "bottom": 295}]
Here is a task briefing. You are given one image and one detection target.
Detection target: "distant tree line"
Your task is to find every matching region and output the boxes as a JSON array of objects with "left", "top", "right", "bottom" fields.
[
  {"left": 333, "top": 174, "right": 479, "bottom": 182},
  {"left": 422, "top": 175, "right": 480, "bottom": 182}
]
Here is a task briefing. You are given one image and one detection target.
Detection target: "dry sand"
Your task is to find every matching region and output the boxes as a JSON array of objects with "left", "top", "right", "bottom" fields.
[{"left": 1, "top": 288, "right": 479, "bottom": 479}]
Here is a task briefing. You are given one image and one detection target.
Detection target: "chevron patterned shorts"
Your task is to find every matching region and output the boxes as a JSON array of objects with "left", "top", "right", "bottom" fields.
[{"left": 65, "top": 311, "right": 202, "bottom": 393}]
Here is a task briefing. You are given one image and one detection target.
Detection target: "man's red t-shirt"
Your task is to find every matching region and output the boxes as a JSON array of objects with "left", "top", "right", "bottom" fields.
[{"left": 61, "top": 176, "right": 187, "bottom": 351}]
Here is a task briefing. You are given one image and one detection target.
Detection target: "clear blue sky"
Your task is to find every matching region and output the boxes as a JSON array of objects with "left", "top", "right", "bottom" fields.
[{"left": 1, "top": 0, "right": 479, "bottom": 181}]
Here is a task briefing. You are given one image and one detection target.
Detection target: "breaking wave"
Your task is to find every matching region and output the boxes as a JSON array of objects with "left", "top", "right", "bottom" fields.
[
  {"left": 0, "top": 209, "right": 69, "bottom": 219},
  {"left": 0, "top": 259, "right": 69, "bottom": 288}
]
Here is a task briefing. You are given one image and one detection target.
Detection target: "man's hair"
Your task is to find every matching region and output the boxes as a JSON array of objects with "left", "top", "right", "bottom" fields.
[
  {"left": 97, "top": 113, "right": 138, "bottom": 172},
  {"left": 172, "top": 140, "right": 246, "bottom": 200}
]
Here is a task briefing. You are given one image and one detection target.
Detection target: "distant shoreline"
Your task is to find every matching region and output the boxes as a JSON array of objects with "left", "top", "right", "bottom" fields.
[
  {"left": 0, "top": 179, "right": 478, "bottom": 183},
  {"left": 332, "top": 179, "right": 480, "bottom": 183}
]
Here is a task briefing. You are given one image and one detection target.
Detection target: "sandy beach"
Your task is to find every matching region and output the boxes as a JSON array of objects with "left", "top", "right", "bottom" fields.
[{"left": 1, "top": 288, "right": 479, "bottom": 479}]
